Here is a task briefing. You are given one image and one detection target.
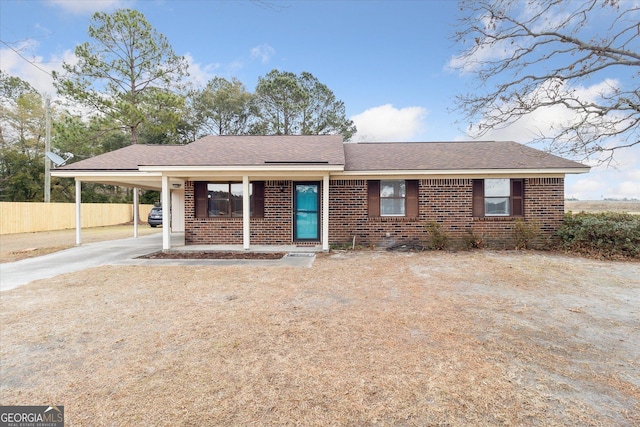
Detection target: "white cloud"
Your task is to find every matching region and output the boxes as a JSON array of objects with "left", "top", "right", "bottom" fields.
[
  {"left": 605, "top": 147, "right": 640, "bottom": 199},
  {"left": 612, "top": 180, "right": 640, "bottom": 199},
  {"left": 566, "top": 164, "right": 640, "bottom": 200},
  {"left": 447, "top": 39, "right": 514, "bottom": 74},
  {"left": 350, "top": 104, "right": 428, "bottom": 142},
  {"left": 446, "top": 9, "right": 518, "bottom": 74},
  {"left": 182, "top": 53, "right": 218, "bottom": 88},
  {"left": 566, "top": 176, "right": 607, "bottom": 200},
  {"left": 0, "top": 39, "right": 75, "bottom": 95},
  {"left": 250, "top": 43, "right": 275, "bottom": 64},
  {"left": 561, "top": 144, "right": 639, "bottom": 200},
  {"left": 523, "top": 2, "right": 572, "bottom": 34},
  {"left": 626, "top": 169, "right": 640, "bottom": 181},
  {"left": 466, "top": 78, "right": 626, "bottom": 155},
  {"left": 573, "top": 78, "right": 619, "bottom": 100},
  {"left": 47, "top": 0, "right": 131, "bottom": 14}
]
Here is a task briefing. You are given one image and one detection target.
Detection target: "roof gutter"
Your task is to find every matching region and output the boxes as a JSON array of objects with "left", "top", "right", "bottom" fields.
[
  {"left": 139, "top": 164, "right": 345, "bottom": 173},
  {"left": 333, "top": 167, "right": 590, "bottom": 178}
]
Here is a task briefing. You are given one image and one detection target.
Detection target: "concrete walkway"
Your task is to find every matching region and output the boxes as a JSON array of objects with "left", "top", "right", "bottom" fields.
[{"left": 0, "top": 233, "right": 316, "bottom": 292}]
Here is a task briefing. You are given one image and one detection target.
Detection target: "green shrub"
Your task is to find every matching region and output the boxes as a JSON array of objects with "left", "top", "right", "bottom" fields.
[
  {"left": 556, "top": 212, "right": 640, "bottom": 259},
  {"left": 424, "top": 222, "right": 449, "bottom": 250},
  {"left": 513, "top": 219, "right": 540, "bottom": 250}
]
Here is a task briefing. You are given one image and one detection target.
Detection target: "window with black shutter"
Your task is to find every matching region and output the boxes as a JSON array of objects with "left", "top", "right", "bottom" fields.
[
  {"left": 194, "top": 181, "right": 264, "bottom": 218},
  {"left": 368, "top": 179, "right": 419, "bottom": 218},
  {"left": 472, "top": 179, "right": 524, "bottom": 217}
]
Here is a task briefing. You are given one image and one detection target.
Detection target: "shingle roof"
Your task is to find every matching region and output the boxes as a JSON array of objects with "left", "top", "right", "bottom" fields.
[
  {"left": 60, "top": 135, "right": 346, "bottom": 170},
  {"left": 59, "top": 136, "right": 586, "bottom": 172},
  {"left": 150, "top": 135, "right": 346, "bottom": 166},
  {"left": 58, "top": 144, "right": 185, "bottom": 171},
  {"left": 343, "top": 141, "right": 586, "bottom": 171}
]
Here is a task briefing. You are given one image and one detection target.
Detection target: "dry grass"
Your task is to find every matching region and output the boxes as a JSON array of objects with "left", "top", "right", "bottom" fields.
[
  {"left": 1, "top": 250, "right": 639, "bottom": 426},
  {"left": 565, "top": 200, "right": 640, "bottom": 214}
]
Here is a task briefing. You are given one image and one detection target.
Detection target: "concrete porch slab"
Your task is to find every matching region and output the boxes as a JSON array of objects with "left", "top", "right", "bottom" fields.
[{"left": 168, "top": 232, "right": 324, "bottom": 253}]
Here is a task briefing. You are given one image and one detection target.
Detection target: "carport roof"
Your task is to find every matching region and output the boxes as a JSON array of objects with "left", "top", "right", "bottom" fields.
[
  {"left": 58, "top": 135, "right": 346, "bottom": 171},
  {"left": 56, "top": 144, "right": 184, "bottom": 171}
]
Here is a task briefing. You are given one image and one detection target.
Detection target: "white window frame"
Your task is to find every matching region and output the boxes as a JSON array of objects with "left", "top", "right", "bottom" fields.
[{"left": 484, "top": 178, "right": 511, "bottom": 216}]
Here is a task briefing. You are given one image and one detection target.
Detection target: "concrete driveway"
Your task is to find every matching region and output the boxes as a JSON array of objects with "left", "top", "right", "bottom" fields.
[
  {"left": 1, "top": 233, "right": 166, "bottom": 291},
  {"left": 0, "top": 233, "right": 315, "bottom": 292}
]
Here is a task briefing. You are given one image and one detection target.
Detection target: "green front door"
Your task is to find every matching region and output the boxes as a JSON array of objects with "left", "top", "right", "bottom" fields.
[{"left": 294, "top": 182, "right": 319, "bottom": 241}]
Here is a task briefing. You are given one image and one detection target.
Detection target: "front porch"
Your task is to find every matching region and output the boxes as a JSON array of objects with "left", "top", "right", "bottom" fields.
[{"left": 181, "top": 176, "right": 331, "bottom": 252}]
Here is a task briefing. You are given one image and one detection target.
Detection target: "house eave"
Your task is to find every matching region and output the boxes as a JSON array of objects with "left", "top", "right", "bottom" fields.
[
  {"left": 51, "top": 169, "right": 158, "bottom": 176},
  {"left": 138, "top": 165, "right": 345, "bottom": 173},
  {"left": 50, "top": 170, "right": 165, "bottom": 190},
  {"left": 334, "top": 167, "right": 590, "bottom": 178}
]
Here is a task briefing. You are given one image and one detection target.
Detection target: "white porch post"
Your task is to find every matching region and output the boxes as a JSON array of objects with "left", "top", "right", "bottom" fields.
[
  {"left": 133, "top": 187, "right": 139, "bottom": 238},
  {"left": 322, "top": 174, "right": 330, "bottom": 251},
  {"left": 243, "top": 175, "right": 250, "bottom": 250},
  {"left": 162, "top": 175, "right": 171, "bottom": 250},
  {"left": 75, "top": 179, "right": 82, "bottom": 245}
]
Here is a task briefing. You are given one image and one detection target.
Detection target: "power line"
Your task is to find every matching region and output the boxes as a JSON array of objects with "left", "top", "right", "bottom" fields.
[{"left": 0, "top": 39, "right": 53, "bottom": 77}]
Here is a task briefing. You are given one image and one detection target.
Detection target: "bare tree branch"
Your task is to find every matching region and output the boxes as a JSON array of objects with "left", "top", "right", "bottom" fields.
[{"left": 451, "top": 0, "right": 639, "bottom": 163}]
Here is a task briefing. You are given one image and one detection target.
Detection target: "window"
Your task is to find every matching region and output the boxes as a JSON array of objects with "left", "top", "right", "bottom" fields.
[
  {"left": 473, "top": 179, "right": 523, "bottom": 217},
  {"left": 208, "top": 183, "right": 245, "bottom": 217},
  {"left": 368, "top": 180, "right": 418, "bottom": 218},
  {"left": 194, "top": 181, "right": 264, "bottom": 218},
  {"left": 381, "top": 180, "right": 406, "bottom": 216},
  {"left": 484, "top": 178, "right": 510, "bottom": 216}
]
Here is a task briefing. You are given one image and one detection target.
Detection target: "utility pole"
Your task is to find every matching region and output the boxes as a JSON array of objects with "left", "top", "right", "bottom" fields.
[{"left": 44, "top": 97, "right": 51, "bottom": 203}]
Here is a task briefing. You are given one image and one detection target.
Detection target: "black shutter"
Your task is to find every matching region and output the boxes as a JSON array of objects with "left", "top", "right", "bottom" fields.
[
  {"left": 472, "top": 180, "right": 484, "bottom": 217},
  {"left": 511, "top": 179, "right": 524, "bottom": 216},
  {"left": 406, "top": 180, "right": 419, "bottom": 218},
  {"left": 368, "top": 180, "right": 380, "bottom": 217},
  {"left": 252, "top": 181, "right": 265, "bottom": 218},
  {"left": 194, "top": 181, "right": 208, "bottom": 218}
]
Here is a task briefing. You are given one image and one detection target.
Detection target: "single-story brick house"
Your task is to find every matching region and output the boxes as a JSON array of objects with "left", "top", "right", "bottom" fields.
[{"left": 52, "top": 135, "right": 589, "bottom": 250}]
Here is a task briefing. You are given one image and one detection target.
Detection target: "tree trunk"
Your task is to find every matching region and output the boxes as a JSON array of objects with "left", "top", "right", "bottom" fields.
[{"left": 130, "top": 125, "right": 138, "bottom": 145}]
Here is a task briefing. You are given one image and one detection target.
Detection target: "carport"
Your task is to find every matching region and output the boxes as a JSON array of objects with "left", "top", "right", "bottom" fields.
[{"left": 51, "top": 144, "right": 186, "bottom": 250}]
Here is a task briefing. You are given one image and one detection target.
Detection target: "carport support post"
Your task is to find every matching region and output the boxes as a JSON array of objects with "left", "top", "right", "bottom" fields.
[
  {"left": 75, "top": 179, "right": 82, "bottom": 245},
  {"left": 322, "top": 174, "right": 329, "bottom": 251},
  {"left": 133, "top": 187, "right": 139, "bottom": 238},
  {"left": 162, "top": 175, "right": 170, "bottom": 250},
  {"left": 243, "top": 175, "right": 250, "bottom": 250}
]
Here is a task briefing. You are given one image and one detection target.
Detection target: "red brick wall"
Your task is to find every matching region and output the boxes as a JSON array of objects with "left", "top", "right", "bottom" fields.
[
  {"left": 328, "top": 178, "right": 565, "bottom": 249},
  {"left": 253, "top": 181, "right": 294, "bottom": 245},
  {"left": 185, "top": 180, "right": 295, "bottom": 245},
  {"left": 184, "top": 177, "right": 565, "bottom": 248}
]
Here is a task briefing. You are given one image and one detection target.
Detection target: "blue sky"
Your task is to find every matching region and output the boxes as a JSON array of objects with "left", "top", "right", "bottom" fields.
[{"left": 1, "top": 0, "right": 638, "bottom": 200}]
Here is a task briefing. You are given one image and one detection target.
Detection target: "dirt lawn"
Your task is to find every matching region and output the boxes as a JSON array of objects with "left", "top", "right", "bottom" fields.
[{"left": 1, "top": 242, "right": 639, "bottom": 425}]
